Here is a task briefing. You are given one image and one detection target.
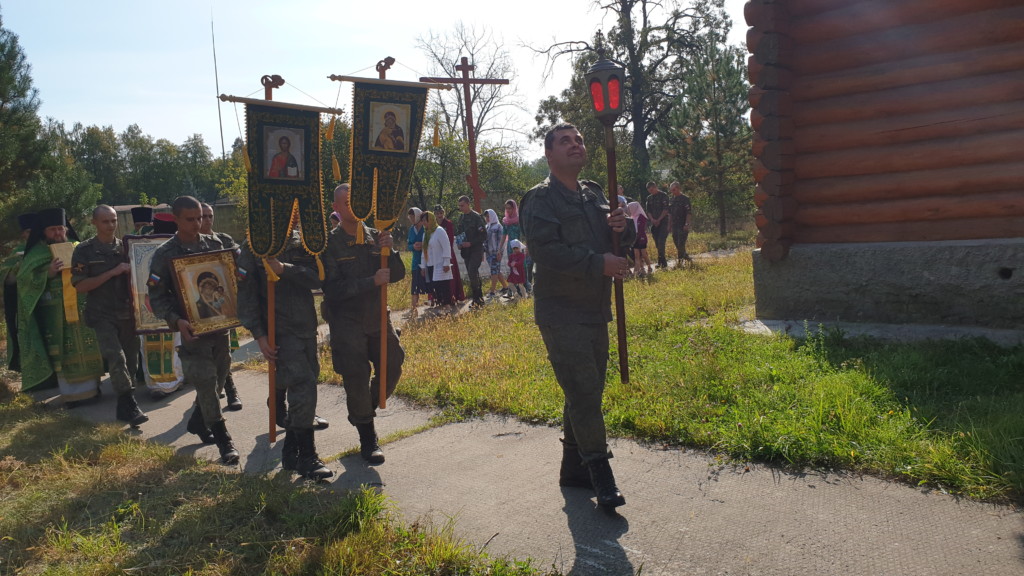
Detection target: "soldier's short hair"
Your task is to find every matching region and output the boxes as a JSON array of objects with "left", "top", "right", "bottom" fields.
[
  {"left": 544, "top": 122, "right": 578, "bottom": 150},
  {"left": 457, "top": 195, "right": 471, "bottom": 205},
  {"left": 92, "top": 204, "right": 115, "bottom": 218},
  {"left": 172, "top": 196, "right": 202, "bottom": 215}
]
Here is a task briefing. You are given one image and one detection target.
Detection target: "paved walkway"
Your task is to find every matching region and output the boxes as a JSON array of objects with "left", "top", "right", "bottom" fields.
[
  {"left": 32, "top": 339, "right": 1022, "bottom": 576},
  {"left": 25, "top": 264, "right": 1024, "bottom": 575}
]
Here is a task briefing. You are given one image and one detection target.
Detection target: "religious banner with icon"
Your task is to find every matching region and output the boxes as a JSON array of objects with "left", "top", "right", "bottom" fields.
[
  {"left": 349, "top": 80, "right": 429, "bottom": 234},
  {"left": 245, "top": 103, "right": 327, "bottom": 258}
]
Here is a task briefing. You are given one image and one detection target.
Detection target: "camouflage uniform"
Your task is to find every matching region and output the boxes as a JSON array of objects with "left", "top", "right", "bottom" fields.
[
  {"left": 148, "top": 234, "right": 231, "bottom": 427},
  {"left": 71, "top": 236, "right": 139, "bottom": 396},
  {"left": 669, "top": 193, "right": 693, "bottom": 262},
  {"left": 236, "top": 231, "right": 321, "bottom": 428},
  {"left": 322, "top": 222, "right": 406, "bottom": 425},
  {"left": 454, "top": 209, "right": 486, "bottom": 304},
  {"left": 645, "top": 189, "right": 670, "bottom": 268},
  {"left": 520, "top": 176, "right": 635, "bottom": 462}
]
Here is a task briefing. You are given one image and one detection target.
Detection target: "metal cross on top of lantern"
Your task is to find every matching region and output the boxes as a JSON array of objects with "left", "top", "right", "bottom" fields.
[{"left": 585, "top": 39, "right": 630, "bottom": 384}]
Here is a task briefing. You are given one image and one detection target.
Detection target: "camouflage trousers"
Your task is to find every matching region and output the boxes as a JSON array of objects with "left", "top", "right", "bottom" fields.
[
  {"left": 538, "top": 323, "right": 611, "bottom": 462},
  {"left": 275, "top": 335, "right": 319, "bottom": 429},
  {"left": 329, "top": 322, "right": 404, "bottom": 425},
  {"left": 178, "top": 331, "right": 230, "bottom": 427},
  {"left": 91, "top": 317, "right": 140, "bottom": 396},
  {"left": 672, "top": 226, "right": 691, "bottom": 260},
  {"left": 651, "top": 223, "right": 670, "bottom": 266}
]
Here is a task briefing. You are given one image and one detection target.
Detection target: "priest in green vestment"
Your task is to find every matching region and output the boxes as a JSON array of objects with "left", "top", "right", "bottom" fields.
[
  {"left": 2, "top": 213, "right": 35, "bottom": 372},
  {"left": 17, "top": 208, "right": 103, "bottom": 403}
]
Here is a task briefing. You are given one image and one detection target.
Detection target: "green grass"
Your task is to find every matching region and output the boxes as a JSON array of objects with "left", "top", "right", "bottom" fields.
[
  {"left": 0, "top": 392, "right": 559, "bottom": 575},
  {"left": 395, "top": 251, "right": 1024, "bottom": 501}
]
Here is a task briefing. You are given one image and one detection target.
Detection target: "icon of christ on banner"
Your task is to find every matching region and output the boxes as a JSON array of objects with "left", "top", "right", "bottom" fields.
[{"left": 265, "top": 128, "right": 305, "bottom": 180}]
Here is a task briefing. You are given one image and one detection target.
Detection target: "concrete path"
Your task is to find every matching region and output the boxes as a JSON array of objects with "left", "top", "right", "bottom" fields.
[{"left": 32, "top": 336, "right": 1023, "bottom": 576}]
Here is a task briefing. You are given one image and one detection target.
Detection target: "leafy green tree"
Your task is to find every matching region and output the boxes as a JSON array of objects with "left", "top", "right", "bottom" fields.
[
  {"left": 0, "top": 13, "right": 47, "bottom": 203},
  {"left": 319, "top": 115, "right": 352, "bottom": 202},
  {"left": 69, "top": 123, "right": 126, "bottom": 203},
  {"left": 653, "top": 1, "right": 752, "bottom": 235},
  {"left": 411, "top": 117, "right": 470, "bottom": 211},
  {"left": 213, "top": 137, "right": 249, "bottom": 221},
  {"left": 534, "top": 0, "right": 720, "bottom": 198},
  {"left": 0, "top": 121, "right": 101, "bottom": 244}
]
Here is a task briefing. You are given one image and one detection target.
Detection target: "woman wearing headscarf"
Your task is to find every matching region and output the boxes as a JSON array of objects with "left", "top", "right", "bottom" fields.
[
  {"left": 433, "top": 205, "right": 465, "bottom": 302},
  {"left": 483, "top": 208, "right": 509, "bottom": 299},
  {"left": 421, "top": 211, "right": 454, "bottom": 313},
  {"left": 501, "top": 199, "right": 531, "bottom": 294},
  {"left": 406, "top": 207, "right": 426, "bottom": 318},
  {"left": 626, "top": 201, "right": 654, "bottom": 277}
]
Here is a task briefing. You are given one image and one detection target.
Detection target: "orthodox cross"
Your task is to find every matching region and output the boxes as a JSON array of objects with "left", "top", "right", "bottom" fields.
[{"left": 421, "top": 57, "right": 509, "bottom": 211}]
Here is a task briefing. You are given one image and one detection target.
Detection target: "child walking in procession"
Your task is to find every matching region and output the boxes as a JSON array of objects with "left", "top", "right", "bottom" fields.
[{"left": 504, "top": 239, "right": 528, "bottom": 300}]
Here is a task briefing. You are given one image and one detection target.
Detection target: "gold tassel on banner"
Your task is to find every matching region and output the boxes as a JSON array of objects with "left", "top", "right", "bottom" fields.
[
  {"left": 242, "top": 145, "right": 252, "bottom": 173},
  {"left": 326, "top": 115, "right": 336, "bottom": 140},
  {"left": 432, "top": 120, "right": 440, "bottom": 147},
  {"left": 61, "top": 268, "right": 78, "bottom": 324},
  {"left": 315, "top": 254, "right": 325, "bottom": 281},
  {"left": 332, "top": 154, "right": 341, "bottom": 182}
]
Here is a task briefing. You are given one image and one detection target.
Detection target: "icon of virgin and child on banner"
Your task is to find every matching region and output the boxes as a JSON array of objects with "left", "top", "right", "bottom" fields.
[{"left": 348, "top": 80, "right": 428, "bottom": 241}]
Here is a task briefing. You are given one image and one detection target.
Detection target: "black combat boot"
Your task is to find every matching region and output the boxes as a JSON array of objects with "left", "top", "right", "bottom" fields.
[
  {"left": 558, "top": 439, "right": 592, "bottom": 489},
  {"left": 281, "top": 428, "right": 299, "bottom": 471},
  {"left": 355, "top": 422, "right": 385, "bottom": 464},
  {"left": 185, "top": 405, "right": 215, "bottom": 444},
  {"left": 223, "top": 373, "right": 242, "bottom": 411},
  {"left": 295, "top": 429, "right": 333, "bottom": 480},
  {"left": 586, "top": 457, "right": 626, "bottom": 509},
  {"left": 115, "top": 393, "right": 149, "bottom": 427},
  {"left": 210, "top": 420, "right": 239, "bottom": 465},
  {"left": 273, "top": 388, "right": 288, "bottom": 428}
]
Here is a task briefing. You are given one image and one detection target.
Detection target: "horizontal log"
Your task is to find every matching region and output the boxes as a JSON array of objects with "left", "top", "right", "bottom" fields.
[
  {"left": 752, "top": 158, "right": 771, "bottom": 183},
  {"left": 793, "top": 101, "right": 1024, "bottom": 154},
  {"left": 787, "top": 0, "right": 1022, "bottom": 45},
  {"left": 763, "top": 196, "right": 799, "bottom": 222},
  {"left": 755, "top": 142, "right": 796, "bottom": 172},
  {"left": 751, "top": 89, "right": 793, "bottom": 118},
  {"left": 794, "top": 129, "right": 1024, "bottom": 180},
  {"left": 760, "top": 219, "right": 798, "bottom": 242},
  {"left": 754, "top": 186, "right": 769, "bottom": 208},
  {"left": 750, "top": 33, "right": 794, "bottom": 68},
  {"left": 756, "top": 170, "right": 796, "bottom": 191},
  {"left": 755, "top": 231, "right": 767, "bottom": 249},
  {"left": 744, "top": 1, "right": 791, "bottom": 33},
  {"left": 748, "top": 58, "right": 794, "bottom": 90},
  {"left": 794, "top": 189, "right": 1024, "bottom": 227},
  {"left": 751, "top": 115, "right": 795, "bottom": 141},
  {"left": 756, "top": 182, "right": 793, "bottom": 202},
  {"left": 791, "top": 40, "right": 1024, "bottom": 102},
  {"left": 755, "top": 210, "right": 769, "bottom": 229},
  {"left": 758, "top": 239, "right": 790, "bottom": 262},
  {"left": 793, "top": 70, "right": 1023, "bottom": 127},
  {"left": 792, "top": 6, "right": 1024, "bottom": 76},
  {"left": 793, "top": 216, "right": 1024, "bottom": 244},
  {"left": 792, "top": 161, "right": 1024, "bottom": 205}
]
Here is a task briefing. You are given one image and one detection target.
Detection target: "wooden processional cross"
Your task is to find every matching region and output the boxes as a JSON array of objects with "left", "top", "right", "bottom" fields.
[{"left": 421, "top": 57, "right": 509, "bottom": 212}]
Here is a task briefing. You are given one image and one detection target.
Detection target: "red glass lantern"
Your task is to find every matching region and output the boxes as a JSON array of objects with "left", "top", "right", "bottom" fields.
[{"left": 586, "top": 56, "right": 625, "bottom": 126}]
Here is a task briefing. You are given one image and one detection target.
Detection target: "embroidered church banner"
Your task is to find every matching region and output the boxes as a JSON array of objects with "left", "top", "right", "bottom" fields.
[
  {"left": 350, "top": 81, "right": 428, "bottom": 230},
  {"left": 245, "top": 104, "right": 327, "bottom": 258}
]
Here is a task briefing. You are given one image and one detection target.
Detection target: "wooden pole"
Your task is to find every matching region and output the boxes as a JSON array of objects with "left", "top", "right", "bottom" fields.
[
  {"left": 377, "top": 57, "right": 392, "bottom": 410},
  {"left": 603, "top": 125, "right": 629, "bottom": 384},
  {"left": 261, "top": 74, "right": 282, "bottom": 443}
]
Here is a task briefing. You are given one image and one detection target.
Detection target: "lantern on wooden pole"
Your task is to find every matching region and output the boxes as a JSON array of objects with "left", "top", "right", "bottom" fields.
[{"left": 585, "top": 41, "right": 629, "bottom": 384}]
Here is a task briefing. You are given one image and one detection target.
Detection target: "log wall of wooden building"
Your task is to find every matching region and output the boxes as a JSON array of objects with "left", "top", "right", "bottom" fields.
[{"left": 747, "top": 0, "right": 1024, "bottom": 261}]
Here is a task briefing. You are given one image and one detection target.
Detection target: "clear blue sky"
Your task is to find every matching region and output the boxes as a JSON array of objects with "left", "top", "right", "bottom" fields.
[{"left": 4, "top": 0, "right": 747, "bottom": 157}]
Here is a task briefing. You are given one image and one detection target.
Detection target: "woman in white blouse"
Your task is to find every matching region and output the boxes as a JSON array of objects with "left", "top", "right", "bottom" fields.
[{"left": 420, "top": 211, "right": 455, "bottom": 314}]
